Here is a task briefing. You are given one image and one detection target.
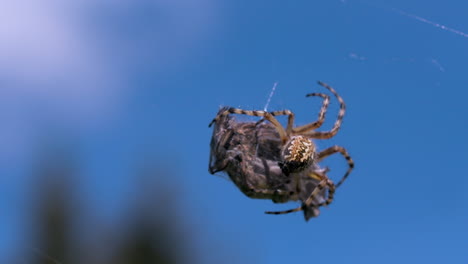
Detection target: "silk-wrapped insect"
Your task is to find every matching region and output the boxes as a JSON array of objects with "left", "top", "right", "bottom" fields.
[{"left": 208, "top": 108, "right": 327, "bottom": 220}]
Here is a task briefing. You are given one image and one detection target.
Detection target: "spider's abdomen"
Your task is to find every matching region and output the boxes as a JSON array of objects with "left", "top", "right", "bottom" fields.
[{"left": 279, "top": 136, "right": 315, "bottom": 175}]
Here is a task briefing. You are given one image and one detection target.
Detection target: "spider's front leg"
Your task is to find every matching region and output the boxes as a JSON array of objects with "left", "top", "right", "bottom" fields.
[
  {"left": 265, "top": 92, "right": 331, "bottom": 135},
  {"left": 209, "top": 107, "right": 289, "bottom": 144},
  {"left": 292, "top": 92, "right": 330, "bottom": 134},
  {"left": 301, "top": 81, "right": 346, "bottom": 139}
]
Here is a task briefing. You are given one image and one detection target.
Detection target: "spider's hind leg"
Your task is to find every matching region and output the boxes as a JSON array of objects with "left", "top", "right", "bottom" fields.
[
  {"left": 265, "top": 172, "right": 334, "bottom": 219},
  {"left": 317, "top": 145, "right": 354, "bottom": 188}
]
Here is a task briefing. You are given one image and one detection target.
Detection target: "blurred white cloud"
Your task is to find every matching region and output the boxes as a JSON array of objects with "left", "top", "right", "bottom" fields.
[{"left": 0, "top": 0, "right": 221, "bottom": 165}]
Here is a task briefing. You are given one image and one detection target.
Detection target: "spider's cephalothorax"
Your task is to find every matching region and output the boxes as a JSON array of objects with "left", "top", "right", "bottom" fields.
[
  {"left": 209, "top": 81, "right": 355, "bottom": 220},
  {"left": 279, "top": 136, "right": 316, "bottom": 176}
]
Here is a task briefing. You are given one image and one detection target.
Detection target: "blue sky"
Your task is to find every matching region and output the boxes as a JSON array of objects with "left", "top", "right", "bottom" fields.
[{"left": 1, "top": 0, "right": 467, "bottom": 263}]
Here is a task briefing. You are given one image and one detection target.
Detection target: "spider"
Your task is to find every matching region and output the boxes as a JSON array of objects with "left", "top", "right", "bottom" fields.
[
  {"left": 209, "top": 81, "right": 354, "bottom": 217},
  {"left": 209, "top": 109, "right": 328, "bottom": 219}
]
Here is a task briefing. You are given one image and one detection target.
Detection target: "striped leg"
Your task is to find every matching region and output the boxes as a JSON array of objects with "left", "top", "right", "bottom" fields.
[
  {"left": 266, "top": 91, "right": 330, "bottom": 135},
  {"left": 317, "top": 146, "right": 354, "bottom": 188},
  {"left": 301, "top": 81, "right": 346, "bottom": 139},
  {"left": 208, "top": 107, "right": 288, "bottom": 144},
  {"left": 268, "top": 109, "right": 295, "bottom": 135},
  {"left": 208, "top": 106, "right": 231, "bottom": 127},
  {"left": 292, "top": 93, "right": 330, "bottom": 134},
  {"left": 306, "top": 175, "right": 335, "bottom": 208},
  {"left": 264, "top": 172, "right": 335, "bottom": 215}
]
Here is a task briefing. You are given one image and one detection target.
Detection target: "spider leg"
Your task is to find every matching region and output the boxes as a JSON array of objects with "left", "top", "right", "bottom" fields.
[
  {"left": 264, "top": 204, "right": 303, "bottom": 215},
  {"left": 208, "top": 106, "right": 230, "bottom": 127},
  {"left": 268, "top": 110, "right": 295, "bottom": 135},
  {"left": 317, "top": 145, "right": 354, "bottom": 188},
  {"left": 300, "top": 175, "right": 336, "bottom": 217},
  {"left": 291, "top": 93, "right": 330, "bottom": 134},
  {"left": 261, "top": 92, "right": 330, "bottom": 135},
  {"left": 254, "top": 109, "right": 295, "bottom": 136},
  {"left": 264, "top": 173, "right": 333, "bottom": 216},
  {"left": 314, "top": 179, "right": 336, "bottom": 207},
  {"left": 301, "top": 81, "right": 346, "bottom": 139},
  {"left": 209, "top": 107, "right": 289, "bottom": 144}
]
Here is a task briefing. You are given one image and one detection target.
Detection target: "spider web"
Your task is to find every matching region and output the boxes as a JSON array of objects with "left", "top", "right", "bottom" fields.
[
  {"left": 264, "top": 82, "right": 278, "bottom": 111},
  {"left": 390, "top": 7, "right": 468, "bottom": 39},
  {"left": 344, "top": 1, "right": 467, "bottom": 74}
]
